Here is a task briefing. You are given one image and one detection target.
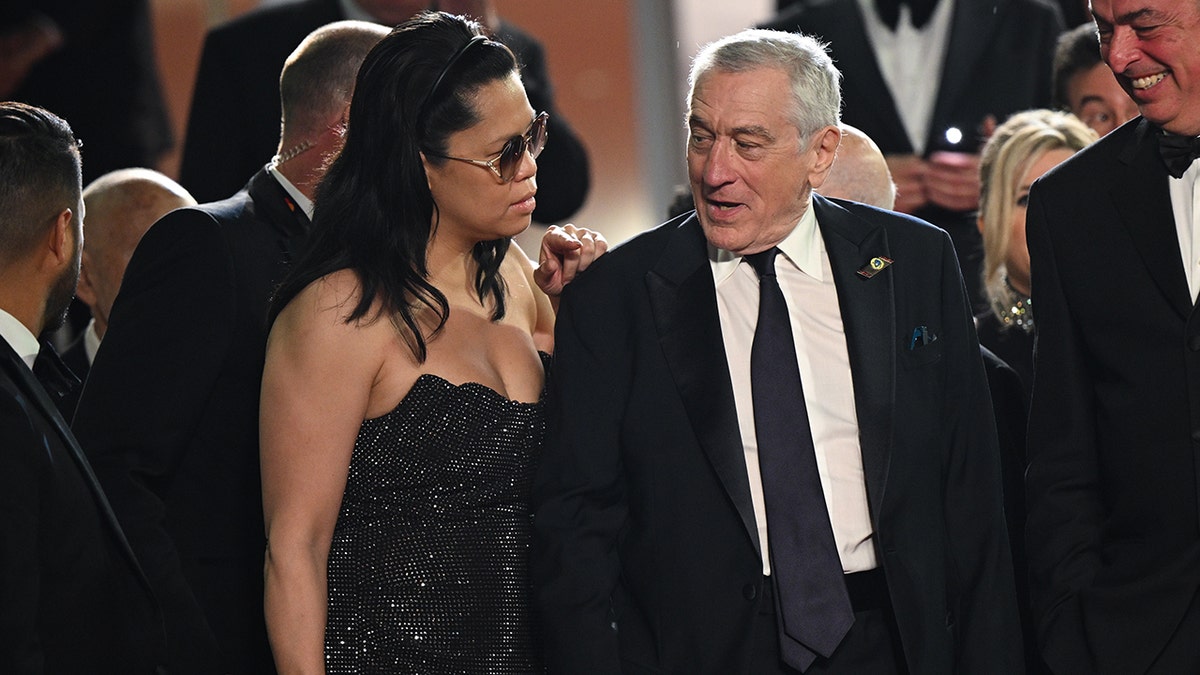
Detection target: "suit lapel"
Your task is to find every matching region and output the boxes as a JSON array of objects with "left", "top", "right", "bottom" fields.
[
  {"left": 646, "top": 217, "right": 761, "bottom": 554},
  {"left": 814, "top": 195, "right": 896, "bottom": 515},
  {"left": 1112, "top": 120, "right": 1192, "bottom": 319},
  {"left": 928, "top": 0, "right": 1002, "bottom": 151},
  {"left": 0, "top": 341, "right": 151, "bottom": 587}
]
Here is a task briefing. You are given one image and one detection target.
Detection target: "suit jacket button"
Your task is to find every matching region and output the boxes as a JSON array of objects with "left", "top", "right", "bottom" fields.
[
  {"left": 743, "top": 583, "right": 758, "bottom": 600},
  {"left": 1189, "top": 335, "right": 1200, "bottom": 352}
]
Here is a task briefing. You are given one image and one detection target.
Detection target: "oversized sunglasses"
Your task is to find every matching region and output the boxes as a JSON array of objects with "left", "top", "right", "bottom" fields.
[{"left": 427, "top": 111, "right": 549, "bottom": 183}]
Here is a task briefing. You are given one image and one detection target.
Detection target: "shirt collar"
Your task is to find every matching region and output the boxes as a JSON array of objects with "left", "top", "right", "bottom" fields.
[
  {"left": 267, "top": 163, "right": 315, "bottom": 220},
  {"left": 83, "top": 317, "right": 101, "bottom": 365},
  {"left": 709, "top": 198, "right": 824, "bottom": 285},
  {"left": 0, "top": 307, "right": 39, "bottom": 370}
]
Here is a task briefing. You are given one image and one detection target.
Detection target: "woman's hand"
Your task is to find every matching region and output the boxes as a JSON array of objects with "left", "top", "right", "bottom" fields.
[{"left": 533, "top": 224, "right": 608, "bottom": 298}]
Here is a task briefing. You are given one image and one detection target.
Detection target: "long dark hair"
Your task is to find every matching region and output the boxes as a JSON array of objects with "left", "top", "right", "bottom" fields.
[{"left": 269, "top": 11, "right": 518, "bottom": 361}]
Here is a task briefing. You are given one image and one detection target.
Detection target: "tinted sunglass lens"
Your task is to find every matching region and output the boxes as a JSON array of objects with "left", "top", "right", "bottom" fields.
[
  {"left": 499, "top": 114, "right": 550, "bottom": 182},
  {"left": 529, "top": 117, "right": 548, "bottom": 159},
  {"left": 499, "top": 138, "right": 522, "bottom": 182}
]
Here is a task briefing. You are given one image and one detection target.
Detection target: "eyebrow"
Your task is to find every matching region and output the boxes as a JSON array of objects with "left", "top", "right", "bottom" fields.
[
  {"left": 1076, "top": 95, "right": 1111, "bottom": 106},
  {"left": 687, "top": 116, "right": 775, "bottom": 141},
  {"left": 732, "top": 125, "right": 775, "bottom": 142},
  {"left": 1113, "top": 7, "right": 1168, "bottom": 24}
]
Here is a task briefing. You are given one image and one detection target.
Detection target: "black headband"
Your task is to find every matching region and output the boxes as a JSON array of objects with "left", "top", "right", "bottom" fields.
[{"left": 420, "top": 34, "right": 489, "bottom": 115}]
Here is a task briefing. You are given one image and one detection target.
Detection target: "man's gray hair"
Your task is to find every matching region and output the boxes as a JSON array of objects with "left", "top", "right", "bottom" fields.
[
  {"left": 688, "top": 29, "right": 842, "bottom": 140},
  {"left": 280, "top": 20, "right": 390, "bottom": 136}
]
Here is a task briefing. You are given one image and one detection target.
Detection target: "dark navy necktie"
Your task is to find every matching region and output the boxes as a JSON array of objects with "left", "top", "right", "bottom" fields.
[
  {"left": 1158, "top": 132, "right": 1200, "bottom": 179},
  {"left": 746, "top": 248, "right": 854, "bottom": 672}
]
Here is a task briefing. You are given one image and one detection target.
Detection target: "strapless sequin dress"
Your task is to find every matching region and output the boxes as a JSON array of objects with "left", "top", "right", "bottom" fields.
[{"left": 324, "top": 358, "right": 547, "bottom": 674}]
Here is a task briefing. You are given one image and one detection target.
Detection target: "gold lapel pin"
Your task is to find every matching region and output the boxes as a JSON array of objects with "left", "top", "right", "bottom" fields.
[{"left": 856, "top": 255, "right": 894, "bottom": 279}]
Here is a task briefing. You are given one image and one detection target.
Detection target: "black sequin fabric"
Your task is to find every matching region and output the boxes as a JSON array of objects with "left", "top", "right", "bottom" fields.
[{"left": 325, "top": 357, "right": 548, "bottom": 674}]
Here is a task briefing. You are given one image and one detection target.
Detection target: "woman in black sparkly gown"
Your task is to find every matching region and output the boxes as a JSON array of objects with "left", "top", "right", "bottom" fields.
[{"left": 259, "top": 13, "right": 603, "bottom": 674}]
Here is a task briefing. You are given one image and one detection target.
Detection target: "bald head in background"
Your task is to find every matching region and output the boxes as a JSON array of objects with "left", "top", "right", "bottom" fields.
[
  {"left": 819, "top": 124, "right": 896, "bottom": 210},
  {"left": 77, "top": 168, "right": 195, "bottom": 343}
]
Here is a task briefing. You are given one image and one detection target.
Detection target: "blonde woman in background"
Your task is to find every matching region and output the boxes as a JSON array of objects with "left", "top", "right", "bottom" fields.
[{"left": 976, "top": 109, "right": 1096, "bottom": 395}]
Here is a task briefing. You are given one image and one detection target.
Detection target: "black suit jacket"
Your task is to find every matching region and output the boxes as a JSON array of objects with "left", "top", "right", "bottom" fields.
[
  {"left": 762, "top": 0, "right": 1063, "bottom": 312},
  {"left": 71, "top": 168, "right": 309, "bottom": 674},
  {"left": 179, "top": 0, "right": 589, "bottom": 223},
  {"left": 1025, "top": 118, "right": 1200, "bottom": 674},
  {"left": 533, "top": 196, "right": 1020, "bottom": 674},
  {"left": 0, "top": 339, "right": 165, "bottom": 673}
]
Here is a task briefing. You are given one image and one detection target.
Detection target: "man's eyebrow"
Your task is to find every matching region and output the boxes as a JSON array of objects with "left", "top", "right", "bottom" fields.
[
  {"left": 732, "top": 125, "right": 774, "bottom": 142},
  {"left": 1114, "top": 7, "right": 1167, "bottom": 24}
]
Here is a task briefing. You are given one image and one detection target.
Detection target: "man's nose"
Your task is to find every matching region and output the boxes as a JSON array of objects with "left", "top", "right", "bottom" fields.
[
  {"left": 703, "top": 140, "right": 737, "bottom": 186},
  {"left": 1104, "top": 27, "right": 1141, "bottom": 76}
]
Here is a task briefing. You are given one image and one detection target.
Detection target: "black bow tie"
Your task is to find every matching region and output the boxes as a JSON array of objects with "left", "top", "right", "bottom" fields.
[
  {"left": 874, "top": 0, "right": 939, "bottom": 30},
  {"left": 32, "top": 341, "right": 80, "bottom": 403},
  {"left": 1158, "top": 132, "right": 1200, "bottom": 179}
]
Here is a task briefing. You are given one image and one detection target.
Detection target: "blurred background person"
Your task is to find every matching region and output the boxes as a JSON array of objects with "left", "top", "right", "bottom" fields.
[
  {"left": 762, "top": 0, "right": 1064, "bottom": 312},
  {"left": 1, "top": 1, "right": 173, "bottom": 181},
  {"left": 976, "top": 108, "right": 1095, "bottom": 396},
  {"left": 1052, "top": 22, "right": 1139, "bottom": 137},
  {"left": 818, "top": 123, "right": 896, "bottom": 209},
  {"left": 67, "top": 168, "right": 195, "bottom": 380},
  {"left": 261, "top": 12, "right": 603, "bottom": 672}
]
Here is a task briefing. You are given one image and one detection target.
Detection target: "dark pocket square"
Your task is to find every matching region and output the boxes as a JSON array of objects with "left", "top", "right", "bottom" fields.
[{"left": 908, "top": 325, "right": 938, "bottom": 350}]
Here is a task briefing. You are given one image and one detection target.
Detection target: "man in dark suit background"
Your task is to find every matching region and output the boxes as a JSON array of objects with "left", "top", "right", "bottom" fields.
[
  {"left": 180, "top": 0, "right": 589, "bottom": 224},
  {"left": 57, "top": 169, "right": 195, "bottom": 387},
  {"left": 533, "top": 28, "right": 1019, "bottom": 674},
  {"left": 0, "top": 101, "right": 165, "bottom": 674},
  {"left": 1025, "top": 1, "right": 1200, "bottom": 672},
  {"left": 2, "top": 0, "right": 173, "bottom": 182},
  {"left": 762, "top": 0, "right": 1063, "bottom": 311},
  {"left": 70, "top": 21, "right": 389, "bottom": 674}
]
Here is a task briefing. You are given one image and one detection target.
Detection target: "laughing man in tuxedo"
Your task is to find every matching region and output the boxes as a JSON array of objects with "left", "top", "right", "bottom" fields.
[
  {"left": 533, "top": 28, "right": 1019, "bottom": 674},
  {"left": 1025, "top": 1, "right": 1200, "bottom": 672}
]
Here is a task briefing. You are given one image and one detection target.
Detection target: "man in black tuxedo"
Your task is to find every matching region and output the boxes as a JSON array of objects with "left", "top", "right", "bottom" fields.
[
  {"left": 70, "top": 21, "right": 389, "bottom": 674},
  {"left": 0, "top": 101, "right": 165, "bottom": 674},
  {"left": 533, "top": 28, "right": 1019, "bottom": 674},
  {"left": 762, "top": 0, "right": 1063, "bottom": 311},
  {"left": 1024, "top": 1, "right": 1200, "bottom": 672},
  {"left": 180, "top": 0, "right": 589, "bottom": 224}
]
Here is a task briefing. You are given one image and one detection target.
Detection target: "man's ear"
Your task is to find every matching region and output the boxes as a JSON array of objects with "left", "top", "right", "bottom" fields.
[
  {"left": 808, "top": 125, "right": 843, "bottom": 189},
  {"left": 42, "top": 207, "right": 75, "bottom": 269}
]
